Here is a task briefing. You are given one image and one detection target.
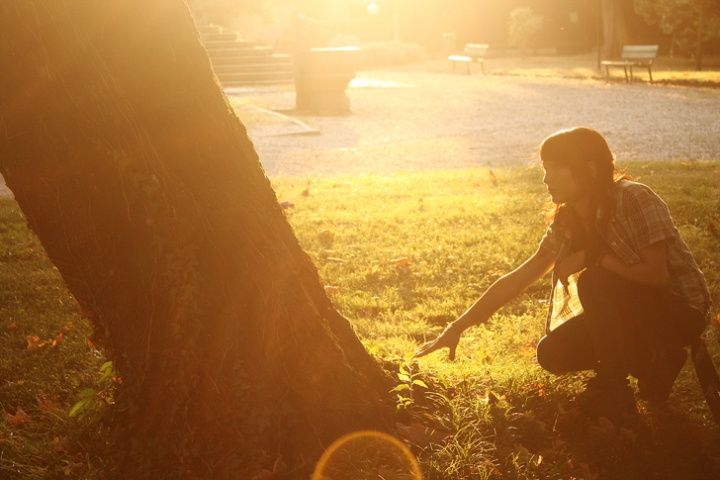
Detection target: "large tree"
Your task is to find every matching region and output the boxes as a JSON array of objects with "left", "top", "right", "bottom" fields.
[
  {"left": 601, "top": 0, "right": 630, "bottom": 59},
  {"left": 0, "top": 1, "right": 393, "bottom": 477},
  {"left": 634, "top": 0, "right": 720, "bottom": 70}
]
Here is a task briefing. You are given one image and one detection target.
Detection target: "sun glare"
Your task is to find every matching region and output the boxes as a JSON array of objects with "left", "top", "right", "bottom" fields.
[{"left": 312, "top": 430, "right": 423, "bottom": 480}]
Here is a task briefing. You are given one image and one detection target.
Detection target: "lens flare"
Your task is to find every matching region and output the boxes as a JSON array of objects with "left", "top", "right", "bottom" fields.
[{"left": 312, "top": 430, "right": 422, "bottom": 480}]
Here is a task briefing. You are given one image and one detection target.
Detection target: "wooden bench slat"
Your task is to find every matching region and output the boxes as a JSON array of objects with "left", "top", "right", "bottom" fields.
[
  {"left": 448, "top": 43, "right": 488, "bottom": 74},
  {"left": 601, "top": 44, "right": 658, "bottom": 84}
]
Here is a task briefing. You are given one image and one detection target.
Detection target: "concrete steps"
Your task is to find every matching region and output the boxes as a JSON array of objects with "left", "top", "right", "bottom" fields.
[{"left": 199, "top": 25, "right": 293, "bottom": 86}]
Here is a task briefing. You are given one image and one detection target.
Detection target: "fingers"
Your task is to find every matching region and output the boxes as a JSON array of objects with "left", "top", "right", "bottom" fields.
[
  {"left": 448, "top": 343, "right": 457, "bottom": 361},
  {"left": 413, "top": 341, "right": 438, "bottom": 358}
]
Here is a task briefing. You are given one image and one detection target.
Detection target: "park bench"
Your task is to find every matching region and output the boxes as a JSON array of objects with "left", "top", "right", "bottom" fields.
[
  {"left": 601, "top": 45, "right": 659, "bottom": 84},
  {"left": 449, "top": 44, "right": 489, "bottom": 74}
]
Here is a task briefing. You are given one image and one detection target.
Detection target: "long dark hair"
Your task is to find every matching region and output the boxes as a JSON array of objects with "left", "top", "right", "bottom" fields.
[{"left": 539, "top": 127, "right": 629, "bottom": 228}]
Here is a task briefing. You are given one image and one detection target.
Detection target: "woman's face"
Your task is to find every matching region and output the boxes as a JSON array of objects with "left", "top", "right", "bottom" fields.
[{"left": 542, "top": 161, "right": 586, "bottom": 205}]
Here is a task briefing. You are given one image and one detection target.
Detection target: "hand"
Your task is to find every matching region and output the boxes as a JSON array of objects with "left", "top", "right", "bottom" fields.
[
  {"left": 414, "top": 323, "right": 463, "bottom": 360},
  {"left": 554, "top": 251, "right": 585, "bottom": 286}
]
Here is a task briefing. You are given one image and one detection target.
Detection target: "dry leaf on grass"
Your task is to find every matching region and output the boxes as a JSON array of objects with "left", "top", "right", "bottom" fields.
[
  {"left": 37, "top": 391, "right": 59, "bottom": 411},
  {"left": 392, "top": 257, "right": 410, "bottom": 267},
  {"left": 4, "top": 406, "right": 31, "bottom": 425},
  {"left": 488, "top": 168, "right": 498, "bottom": 186},
  {"left": 26, "top": 334, "right": 45, "bottom": 352}
]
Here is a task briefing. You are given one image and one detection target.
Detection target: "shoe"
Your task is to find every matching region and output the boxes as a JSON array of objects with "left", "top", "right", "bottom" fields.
[
  {"left": 637, "top": 348, "right": 687, "bottom": 403},
  {"left": 575, "top": 376, "right": 637, "bottom": 421}
]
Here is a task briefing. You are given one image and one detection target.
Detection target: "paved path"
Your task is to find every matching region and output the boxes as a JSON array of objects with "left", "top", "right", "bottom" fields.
[
  {"left": 232, "top": 71, "right": 720, "bottom": 177},
  {"left": 3, "top": 70, "right": 719, "bottom": 197}
]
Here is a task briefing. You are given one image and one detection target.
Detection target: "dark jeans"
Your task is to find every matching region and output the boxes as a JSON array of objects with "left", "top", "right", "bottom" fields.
[{"left": 536, "top": 267, "right": 705, "bottom": 380}]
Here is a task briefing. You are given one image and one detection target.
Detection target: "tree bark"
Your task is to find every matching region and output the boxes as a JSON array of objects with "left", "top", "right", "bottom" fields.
[
  {"left": 0, "top": 1, "right": 393, "bottom": 477},
  {"left": 601, "top": 0, "right": 629, "bottom": 59},
  {"left": 696, "top": 1, "right": 704, "bottom": 71}
]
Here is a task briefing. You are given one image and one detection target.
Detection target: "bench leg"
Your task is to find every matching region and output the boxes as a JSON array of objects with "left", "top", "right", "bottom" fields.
[
  {"left": 648, "top": 67, "right": 653, "bottom": 84},
  {"left": 624, "top": 66, "right": 629, "bottom": 83},
  {"left": 605, "top": 65, "right": 610, "bottom": 83},
  {"left": 466, "top": 62, "right": 470, "bottom": 74},
  {"left": 480, "top": 60, "right": 485, "bottom": 75}
]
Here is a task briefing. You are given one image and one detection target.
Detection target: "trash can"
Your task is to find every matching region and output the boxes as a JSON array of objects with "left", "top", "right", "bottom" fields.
[{"left": 293, "top": 46, "right": 361, "bottom": 115}]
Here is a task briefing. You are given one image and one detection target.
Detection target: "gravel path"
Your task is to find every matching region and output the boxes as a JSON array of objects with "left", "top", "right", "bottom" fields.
[
  {"left": 2, "top": 71, "right": 718, "bottom": 197},
  {"left": 233, "top": 71, "right": 720, "bottom": 177}
]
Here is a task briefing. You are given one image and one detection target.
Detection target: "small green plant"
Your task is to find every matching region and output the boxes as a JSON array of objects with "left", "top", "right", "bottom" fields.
[
  {"left": 392, "top": 360, "right": 429, "bottom": 411},
  {"left": 69, "top": 360, "right": 116, "bottom": 421}
]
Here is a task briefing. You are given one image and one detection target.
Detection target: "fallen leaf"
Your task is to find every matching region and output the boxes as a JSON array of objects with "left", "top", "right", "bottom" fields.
[
  {"left": 392, "top": 257, "right": 409, "bottom": 266},
  {"left": 4, "top": 406, "right": 31, "bottom": 425},
  {"left": 488, "top": 168, "right": 498, "bottom": 186},
  {"left": 26, "top": 335, "right": 45, "bottom": 352},
  {"left": 88, "top": 339, "right": 96, "bottom": 350},
  {"left": 52, "top": 332, "right": 64, "bottom": 347},
  {"left": 279, "top": 201, "right": 294, "bottom": 209},
  {"left": 37, "top": 391, "right": 59, "bottom": 411},
  {"left": 707, "top": 221, "right": 719, "bottom": 238},
  {"left": 301, "top": 187, "right": 310, "bottom": 197},
  {"left": 324, "top": 286, "right": 339, "bottom": 296},
  {"left": 6, "top": 322, "right": 17, "bottom": 331},
  {"left": 712, "top": 313, "right": 720, "bottom": 332}
]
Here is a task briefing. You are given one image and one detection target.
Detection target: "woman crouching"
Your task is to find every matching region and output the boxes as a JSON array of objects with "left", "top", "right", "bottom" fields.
[{"left": 415, "top": 127, "right": 711, "bottom": 421}]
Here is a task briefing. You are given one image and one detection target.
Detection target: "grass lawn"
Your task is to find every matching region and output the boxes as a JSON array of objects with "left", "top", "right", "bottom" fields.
[{"left": 1, "top": 161, "right": 719, "bottom": 479}]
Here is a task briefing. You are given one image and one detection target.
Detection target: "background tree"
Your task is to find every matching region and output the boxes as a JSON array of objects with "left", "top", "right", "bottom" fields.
[
  {"left": 601, "top": 0, "right": 630, "bottom": 59},
  {"left": 0, "top": 1, "right": 392, "bottom": 477},
  {"left": 508, "top": 7, "right": 543, "bottom": 54},
  {"left": 634, "top": 0, "right": 720, "bottom": 70}
]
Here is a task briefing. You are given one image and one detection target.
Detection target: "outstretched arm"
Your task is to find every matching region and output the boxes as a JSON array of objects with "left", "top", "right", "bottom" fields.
[{"left": 415, "top": 247, "right": 556, "bottom": 360}]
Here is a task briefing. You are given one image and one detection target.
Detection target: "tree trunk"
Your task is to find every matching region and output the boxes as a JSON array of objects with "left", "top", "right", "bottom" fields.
[
  {"left": 601, "top": 0, "right": 629, "bottom": 59},
  {"left": 696, "top": 1, "right": 704, "bottom": 71},
  {"left": 0, "top": 1, "right": 393, "bottom": 477}
]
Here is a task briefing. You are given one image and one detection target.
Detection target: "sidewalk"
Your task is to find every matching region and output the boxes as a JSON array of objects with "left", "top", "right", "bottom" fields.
[
  {"left": 3, "top": 66, "right": 719, "bottom": 198},
  {"left": 233, "top": 69, "right": 720, "bottom": 177}
]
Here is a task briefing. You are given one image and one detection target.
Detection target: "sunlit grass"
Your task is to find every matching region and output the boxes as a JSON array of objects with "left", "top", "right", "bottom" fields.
[
  {"left": 0, "top": 161, "right": 719, "bottom": 478},
  {"left": 275, "top": 161, "right": 720, "bottom": 479}
]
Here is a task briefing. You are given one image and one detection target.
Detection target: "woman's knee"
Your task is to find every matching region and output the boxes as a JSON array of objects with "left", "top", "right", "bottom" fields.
[{"left": 536, "top": 336, "right": 568, "bottom": 375}]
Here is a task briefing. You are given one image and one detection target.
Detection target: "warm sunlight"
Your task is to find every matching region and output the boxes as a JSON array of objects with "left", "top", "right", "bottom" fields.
[{"left": 1, "top": 0, "right": 719, "bottom": 479}]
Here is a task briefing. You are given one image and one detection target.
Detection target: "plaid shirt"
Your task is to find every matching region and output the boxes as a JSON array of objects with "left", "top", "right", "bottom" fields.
[{"left": 539, "top": 180, "right": 711, "bottom": 332}]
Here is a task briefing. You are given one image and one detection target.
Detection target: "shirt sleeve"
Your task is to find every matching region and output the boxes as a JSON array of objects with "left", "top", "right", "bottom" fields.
[
  {"left": 623, "top": 183, "right": 676, "bottom": 251},
  {"left": 538, "top": 220, "right": 564, "bottom": 258}
]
